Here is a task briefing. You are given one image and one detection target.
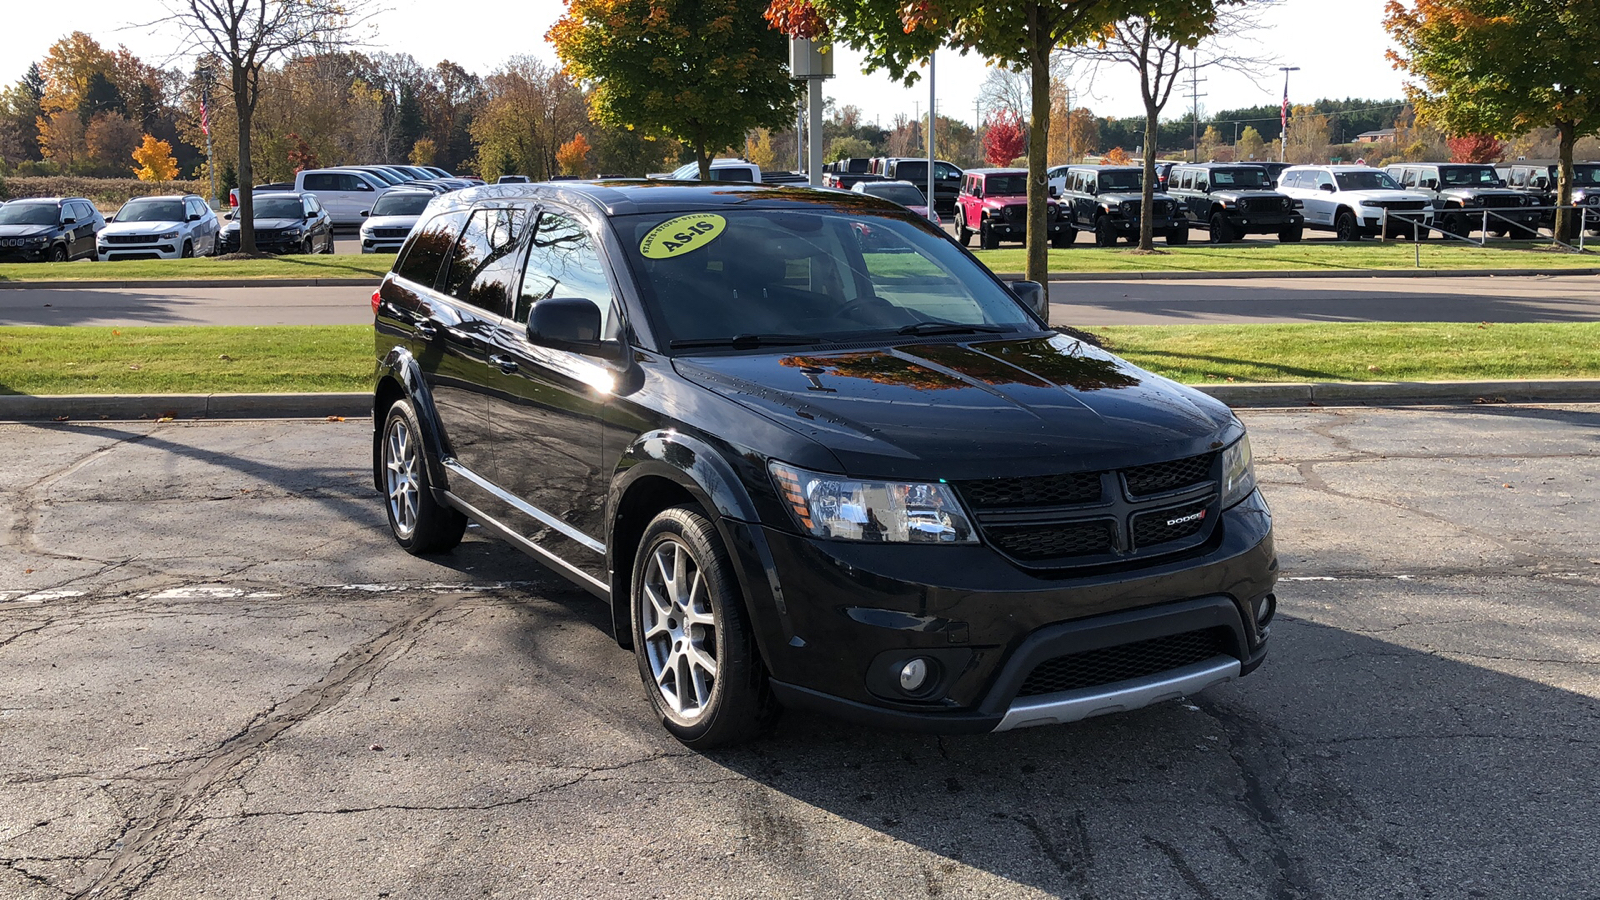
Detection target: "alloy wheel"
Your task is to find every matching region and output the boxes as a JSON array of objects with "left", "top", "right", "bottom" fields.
[
  {"left": 641, "top": 538, "right": 718, "bottom": 720},
  {"left": 383, "top": 417, "right": 419, "bottom": 538}
]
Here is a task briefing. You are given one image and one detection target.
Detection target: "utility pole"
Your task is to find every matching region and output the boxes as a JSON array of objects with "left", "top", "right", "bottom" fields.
[
  {"left": 1184, "top": 63, "right": 1207, "bottom": 164},
  {"left": 1279, "top": 66, "right": 1300, "bottom": 164}
]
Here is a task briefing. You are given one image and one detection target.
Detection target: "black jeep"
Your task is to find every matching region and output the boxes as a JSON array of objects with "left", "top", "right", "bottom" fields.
[
  {"left": 1165, "top": 163, "right": 1304, "bottom": 243},
  {"left": 1385, "top": 163, "right": 1542, "bottom": 238},
  {"left": 1057, "top": 165, "right": 1188, "bottom": 246}
]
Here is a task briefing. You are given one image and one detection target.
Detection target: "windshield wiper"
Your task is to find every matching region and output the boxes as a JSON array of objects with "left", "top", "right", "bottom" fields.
[
  {"left": 669, "top": 333, "right": 820, "bottom": 350},
  {"left": 895, "top": 321, "right": 1011, "bottom": 336}
]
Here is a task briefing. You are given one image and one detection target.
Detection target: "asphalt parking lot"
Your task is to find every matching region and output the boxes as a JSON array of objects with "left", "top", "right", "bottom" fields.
[{"left": 3, "top": 405, "right": 1599, "bottom": 898}]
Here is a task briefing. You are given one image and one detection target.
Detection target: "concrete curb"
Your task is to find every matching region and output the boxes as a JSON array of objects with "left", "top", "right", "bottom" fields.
[
  {"left": 0, "top": 393, "right": 371, "bottom": 421},
  {"left": 0, "top": 277, "right": 378, "bottom": 290},
  {"left": 993, "top": 267, "right": 1600, "bottom": 283},
  {"left": 2, "top": 382, "right": 1596, "bottom": 421}
]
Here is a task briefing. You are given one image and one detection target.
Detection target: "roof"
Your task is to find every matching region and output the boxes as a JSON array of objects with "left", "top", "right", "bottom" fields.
[
  {"left": 1283, "top": 164, "right": 1385, "bottom": 172},
  {"left": 426, "top": 180, "right": 906, "bottom": 218},
  {"left": 1066, "top": 164, "right": 1142, "bottom": 172},
  {"left": 1172, "top": 162, "right": 1271, "bottom": 170},
  {"left": 964, "top": 168, "right": 1027, "bottom": 176}
]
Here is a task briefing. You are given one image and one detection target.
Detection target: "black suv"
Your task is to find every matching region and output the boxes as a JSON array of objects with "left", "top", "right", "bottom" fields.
[
  {"left": 0, "top": 197, "right": 104, "bottom": 262},
  {"left": 1385, "top": 163, "right": 1542, "bottom": 238},
  {"left": 1503, "top": 161, "right": 1600, "bottom": 236},
  {"left": 1057, "top": 165, "right": 1188, "bottom": 246},
  {"left": 371, "top": 181, "right": 1276, "bottom": 748},
  {"left": 219, "top": 192, "right": 335, "bottom": 254},
  {"left": 880, "top": 158, "right": 964, "bottom": 211},
  {"left": 1166, "top": 163, "right": 1304, "bottom": 243}
]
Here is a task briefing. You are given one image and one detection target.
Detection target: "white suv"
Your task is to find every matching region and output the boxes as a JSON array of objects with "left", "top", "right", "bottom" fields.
[
  {"left": 1277, "top": 165, "right": 1435, "bottom": 241},
  {"left": 98, "top": 195, "right": 220, "bottom": 259}
]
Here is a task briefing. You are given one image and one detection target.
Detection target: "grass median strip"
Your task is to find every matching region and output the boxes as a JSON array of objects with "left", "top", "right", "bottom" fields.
[
  {"left": 1, "top": 323, "right": 1597, "bottom": 396},
  {"left": 973, "top": 242, "right": 1600, "bottom": 274},
  {"left": 0, "top": 254, "right": 394, "bottom": 283}
]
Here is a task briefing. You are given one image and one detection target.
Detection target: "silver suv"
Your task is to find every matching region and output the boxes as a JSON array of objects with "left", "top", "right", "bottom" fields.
[
  {"left": 1277, "top": 166, "right": 1435, "bottom": 241},
  {"left": 98, "top": 195, "right": 219, "bottom": 260}
]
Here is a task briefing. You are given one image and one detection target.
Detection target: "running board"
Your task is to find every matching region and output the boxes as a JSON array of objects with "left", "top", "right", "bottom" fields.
[{"left": 441, "top": 491, "right": 610, "bottom": 599}]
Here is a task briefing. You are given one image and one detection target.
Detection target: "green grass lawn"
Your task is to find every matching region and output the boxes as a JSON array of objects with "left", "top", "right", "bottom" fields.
[
  {"left": 972, "top": 241, "right": 1600, "bottom": 274},
  {"left": 3, "top": 323, "right": 1597, "bottom": 396},
  {"left": 0, "top": 254, "right": 394, "bottom": 283}
]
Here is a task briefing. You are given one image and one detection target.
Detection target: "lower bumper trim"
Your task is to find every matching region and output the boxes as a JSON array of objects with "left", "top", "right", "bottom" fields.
[{"left": 993, "top": 655, "right": 1239, "bottom": 732}]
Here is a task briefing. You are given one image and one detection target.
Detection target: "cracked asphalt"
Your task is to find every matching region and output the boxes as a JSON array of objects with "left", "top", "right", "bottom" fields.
[{"left": 2, "top": 405, "right": 1597, "bottom": 899}]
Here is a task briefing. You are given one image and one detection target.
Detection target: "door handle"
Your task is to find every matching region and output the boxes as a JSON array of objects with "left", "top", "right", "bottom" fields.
[
  {"left": 489, "top": 354, "right": 519, "bottom": 374},
  {"left": 414, "top": 320, "right": 439, "bottom": 340}
]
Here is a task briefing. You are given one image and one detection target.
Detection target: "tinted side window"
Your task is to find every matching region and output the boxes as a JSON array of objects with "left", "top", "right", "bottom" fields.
[
  {"left": 458, "top": 208, "right": 530, "bottom": 315},
  {"left": 394, "top": 210, "right": 466, "bottom": 290},
  {"left": 441, "top": 209, "right": 495, "bottom": 305},
  {"left": 515, "top": 211, "right": 615, "bottom": 332},
  {"left": 302, "top": 173, "right": 339, "bottom": 192}
]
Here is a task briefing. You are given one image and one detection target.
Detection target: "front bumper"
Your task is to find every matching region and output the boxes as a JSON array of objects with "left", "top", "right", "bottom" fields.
[
  {"left": 1360, "top": 209, "right": 1435, "bottom": 231},
  {"left": 361, "top": 238, "right": 406, "bottom": 253},
  {"left": 1222, "top": 210, "right": 1303, "bottom": 233},
  {"left": 99, "top": 241, "right": 181, "bottom": 260},
  {"left": 724, "top": 489, "right": 1276, "bottom": 734},
  {"left": 219, "top": 235, "right": 304, "bottom": 254},
  {"left": 1105, "top": 214, "right": 1187, "bottom": 235},
  {"left": 0, "top": 247, "right": 49, "bottom": 262},
  {"left": 985, "top": 216, "right": 1073, "bottom": 239}
]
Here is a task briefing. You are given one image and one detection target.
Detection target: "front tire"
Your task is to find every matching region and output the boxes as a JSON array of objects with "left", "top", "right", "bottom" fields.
[
  {"left": 300, "top": 238, "right": 314, "bottom": 255},
  {"left": 1050, "top": 228, "right": 1076, "bottom": 248},
  {"left": 1208, "top": 212, "right": 1234, "bottom": 244},
  {"left": 1278, "top": 225, "right": 1304, "bottom": 243},
  {"left": 48, "top": 245, "right": 68, "bottom": 263},
  {"left": 1094, "top": 216, "right": 1117, "bottom": 247},
  {"left": 181, "top": 240, "right": 194, "bottom": 258},
  {"left": 1166, "top": 227, "right": 1190, "bottom": 246},
  {"left": 979, "top": 220, "right": 998, "bottom": 250},
  {"left": 1335, "top": 210, "right": 1361, "bottom": 242},
  {"left": 378, "top": 400, "right": 467, "bottom": 555},
  {"left": 632, "top": 506, "right": 778, "bottom": 749}
]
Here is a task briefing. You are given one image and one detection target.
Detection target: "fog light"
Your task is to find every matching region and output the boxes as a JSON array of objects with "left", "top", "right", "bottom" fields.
[
  {"left": 1255, "top": 593, "right": 1276, "bottom": 627},
  {"left": 898, "top": 658, "right": 930, "bottom": 692}
]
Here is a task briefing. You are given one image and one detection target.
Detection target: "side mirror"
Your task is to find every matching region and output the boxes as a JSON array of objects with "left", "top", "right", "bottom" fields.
[
  {"left": 1048, "top": 186, "right": 1059, "bottom": 198},
  {"left": 360, "top": 209, "right": 371, "bottom": 217},
  {"left": 105, "top": 215, "right": 116, "bottom": 223},
  {"left": 1320, "top": 183, "right": 1336, "bottom": 193},
  {"left": 1197, "top": 182, "right": 1209, "bottom": 192},
  {"left": 188, "top": 213, "right": 202, "bottom": 222},
  {"left": 1008, "top": 280, "right": 1049, "bottom": 321},
  {"left": 61, "top": 217, "right": 77, "bottom": 225},
  {"left": 224, "top": 212, "right": 235, "bottom": 220},
  {"left": 1423, "top": 179, "right": 1438, "bottom": 190},
  {"left": 528, "top": 297, "right": 621, "bottom": 359}
]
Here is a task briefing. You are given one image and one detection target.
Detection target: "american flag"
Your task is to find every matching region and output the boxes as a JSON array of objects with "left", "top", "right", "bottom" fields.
[
  {"left": 1280, "top": 83, "right": 1289, "bottom": 137},
  {"left": 200, "top": 91, "right": 211, "bottom": 138}
]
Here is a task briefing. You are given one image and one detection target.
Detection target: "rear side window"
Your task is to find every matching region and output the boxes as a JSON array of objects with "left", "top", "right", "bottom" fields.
[
  {"left": 394, "top": 210, "right": 466, "bottom": 290},
  {"left": 454, "top": 207, "right": 530, "bottom": 315},
  {"left": 345, "top": 174, "right": 376, "bottom": 191},
  {"left": 302, "top": 173, "right": 339, "bottom": 192}
]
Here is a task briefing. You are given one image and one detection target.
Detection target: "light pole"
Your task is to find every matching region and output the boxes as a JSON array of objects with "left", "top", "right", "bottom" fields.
[
  {"left": 1279, "top": 66, "right": 1300, "bottom": 164},
  {"left": 194, "top": 62, "right": 218, "bottom": 211}
]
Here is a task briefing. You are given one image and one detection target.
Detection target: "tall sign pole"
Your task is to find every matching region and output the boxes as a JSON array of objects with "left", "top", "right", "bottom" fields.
[
  {"left": 197, "top": 63, "right": 217, "bottom": 210},
  {"left": 790, "top": 39, "right": 835, "bottom": 185},
  {"left": 927, "top": 53, "right": 936, "bottom": 212}
]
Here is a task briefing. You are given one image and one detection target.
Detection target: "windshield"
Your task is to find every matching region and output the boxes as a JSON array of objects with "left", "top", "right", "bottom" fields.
[
  {"left": 1209, "top": 168, "right": 1270, "bottom": 188},
  {"left": 1099, "top": 170, "right": 1142, "bottom": 192},
  {"left": 982, "top": 175, "right": 1028, "bottom": 195},
  {"left": 1335, "top": 171, "right": 1403, "bottom": 191},
  {"left": 862, "top": 183, "right": 926, "bottom": 206},
  {"left": 617, "top": 208, "right": 1038, "bottom": 350},
  {"left": 1574, "top": 165, "right": 1600, "bottom": 186},
  {"left": 1440, "top": 166, "right": 1500, "bottom": 187},
  {"left": 252, "top": 198, "right": 303, "bottom": 219},
  {"left": 0, "top": 204, "right": 60, "bottom": 226},
  {"left": 371, "top": 193, "right": 432, "bottom": 217},
  {"left": 116, "top": 200, "right": 185, "bottom": 223}
]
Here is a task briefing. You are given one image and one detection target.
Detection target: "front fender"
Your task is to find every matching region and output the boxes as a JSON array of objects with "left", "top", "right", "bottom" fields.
[
  {"left": 373, "top": 346, "right": 452, "bottom": 495},
  {"left": 610, "top": 429, "right": 762, "bottom": 525}
]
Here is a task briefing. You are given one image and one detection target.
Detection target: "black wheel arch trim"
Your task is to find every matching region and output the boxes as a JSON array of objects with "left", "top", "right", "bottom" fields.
[{"left": 373, "top": 347, "right": 452, "bottom": 496}]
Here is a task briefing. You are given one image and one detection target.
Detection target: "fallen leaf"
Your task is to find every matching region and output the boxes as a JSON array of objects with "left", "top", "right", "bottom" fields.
[
  {"left": 1504, "top": 483, "right": 1513, "bottom": 489},
  {"left": 157, "top": 416, "right": 174, "bottom": 423},
  {"left": 23, "top": 568, "right": 33, "bottom": 574},
  {"left": 218, "top": 354, "right": 233, "bottom": 361},
  {"left": 370, "top": 744, "right": 384, "bottom": 752},
  {"left": 1367, "top": 365, "right": 1382, "bottom": 373},
  {"left": 128, "top": 364, "right": 141, "bottom": 371},
  {"left": 112, "top": 330, "right": 121, "bottom": 336},
  {"left": 326, "top": 415, "right": 345, "bottom": 422},
  {"left": 53, "top": 415, "right": 68, "bottom": 422}
]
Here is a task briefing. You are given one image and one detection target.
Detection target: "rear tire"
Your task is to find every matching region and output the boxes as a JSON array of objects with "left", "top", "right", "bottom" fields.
[
  {"left": 1208, "top": 212, "right": 1234, "bottom": 244},
  {"left": 957, "top": 211, "right": 972, "bottom": 247},
  {"left": 378, "top": 399, "right": 467, "bottom": 555},
  {"left": 632, "top": 506, "right": 779, "bottom": 749}
]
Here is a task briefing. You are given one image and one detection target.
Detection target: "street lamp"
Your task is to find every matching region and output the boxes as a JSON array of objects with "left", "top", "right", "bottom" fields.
[{"left": 1279, "top": 66, "right": 1300, "bottom": 164}]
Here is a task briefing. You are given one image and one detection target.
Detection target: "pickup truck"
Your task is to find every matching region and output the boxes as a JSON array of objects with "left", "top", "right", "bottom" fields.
[{"left": 229, "top": 183, "right": 294, "bottom": 209}]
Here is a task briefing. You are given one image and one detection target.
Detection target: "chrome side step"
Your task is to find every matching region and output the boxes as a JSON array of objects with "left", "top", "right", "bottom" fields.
[{"left": 993, "top": 656, "right": 1240, "bottom": 732}]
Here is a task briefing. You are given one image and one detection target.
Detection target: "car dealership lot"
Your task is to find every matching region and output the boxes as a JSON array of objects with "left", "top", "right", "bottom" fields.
[{"left": 3, "top": 407, "right": 1598, "bottom": 899}]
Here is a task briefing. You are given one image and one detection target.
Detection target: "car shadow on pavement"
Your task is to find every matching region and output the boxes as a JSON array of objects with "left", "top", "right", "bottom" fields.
[{"left": 698, "top": 613, "right": 1600, "bottom": 898}]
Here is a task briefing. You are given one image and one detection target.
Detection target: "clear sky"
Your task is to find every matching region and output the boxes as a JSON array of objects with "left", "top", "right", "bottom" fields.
[{"left": 3, "top": 0, "right": 1406, "bottom": 128}]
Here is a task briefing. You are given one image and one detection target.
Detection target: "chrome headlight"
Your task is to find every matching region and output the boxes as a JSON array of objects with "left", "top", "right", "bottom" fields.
[
  {"left": 770, "top": 462, "right": 978, "bottom": 544},
  {"left": 159, "top": 230, "right": 180, "bottom": 239},
  {"left": 1221, "top": 435, "right": 1257, "bottom": 508}
]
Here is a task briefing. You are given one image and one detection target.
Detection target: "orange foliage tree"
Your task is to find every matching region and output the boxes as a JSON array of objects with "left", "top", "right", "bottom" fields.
[{"left": 557, "top": 133, "right": 592, "bottom": 176}]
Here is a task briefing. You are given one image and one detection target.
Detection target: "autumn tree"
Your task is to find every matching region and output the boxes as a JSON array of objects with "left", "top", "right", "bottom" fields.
[
  {"left": 409, "top": 137, "right": 437, "bottom": 166},
  {"left": 85, "top": 112, "right": 141, "bottom": 171},
  {"left": 165, "top": 0, "right": 370, "bottom": 253},
  {"left": 132, "top": 134, "right": 180, "bottom": 182},
  {"left": 1104, "top": 146, "right": 1132, "bottom": 164},
  {"left": 1446, "top": 133, "right": 1505, "bottom": 164},
  {"left": 550, "top": 0, "right": 799, "bottom": 180},
  {"left": 747, "top": 128, "right": 779, "bottom": 168},
  {"left": 826, "top": 135, "right": 871, "bottom": 163},
  {"left": 984, "top": 110, "right": 1029, "bottom": 165},
  {"left": 0, "top": 66, "right": 47, "bottom": 168},
  {"left": 469, "top": 56, "right": 587, "bottom": 181},
  {"left": 557, "top": 132, "right": 593, "bottom": 176},
  {"left": 1386, "top": 0, "right": 1600, "bottom": 238},
  {"left": 1235, "top": 124, "right": 1265, "bottom": 160}
]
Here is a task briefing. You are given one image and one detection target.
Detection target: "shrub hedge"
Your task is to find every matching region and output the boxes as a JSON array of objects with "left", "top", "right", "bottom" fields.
[{"left": 3, "top": 176, "right": 213, "bottom": 211}]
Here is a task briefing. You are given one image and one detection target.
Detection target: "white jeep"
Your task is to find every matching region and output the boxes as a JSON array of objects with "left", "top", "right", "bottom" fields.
[{"left": 1277, "top": 165, "right": 1435, "bottom": 241}]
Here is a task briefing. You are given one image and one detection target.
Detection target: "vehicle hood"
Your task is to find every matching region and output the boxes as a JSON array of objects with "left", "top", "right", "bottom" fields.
[
  {"left": 361, "top": 214, "right": 420, "bottom": 232},
  {"left": 1212, "top": 189, "right": 1287, "bottom": 201},
  {"left": 1340, "top": 189, "right": 1432, "bottom": 204},
  {"left": 673, "top": 333, "right": 1239, "bottom": 480},
  {"left": 101, "top": 219, "right": 183, "bottom": 237},
  {"left": 222, "top": 217, "right": 304, "bottom": 233},
  {"left": 0, "top": 224, "right": 56, "bottom": 238},
  {"left": 1441, "top": 187, "right": 1526, "bottom": 199},
  {"left": 982, "top": 196, "right": 1057, "bottom": 210}
]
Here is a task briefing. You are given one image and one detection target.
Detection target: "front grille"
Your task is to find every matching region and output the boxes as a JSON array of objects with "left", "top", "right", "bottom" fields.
[
  {"left": 959, "top": 472, "right": 1102, "bottom": 509},
  {"left": 104, "top": 234, "right": 157, "bottom": 245},
  {"left": 1242, "top": 197, "right": 1288, "bottom": 213},
  {"left": 988, "top": 521, "right": 1115, "bottom": 561},
  {"left": 1002, "top": 206, "right": 1025, "bottom": 224},
  {"left": 1373, "top": 200, "right": 1426, "bottom": 211},
  {"left": 1123, "top": 452, "right": 1216, "bottom": 496},
  {"left": 1131, "top": 499, "right": 1213, "bottom": 548},
  {"left": 373, "top": 227, "right": 411, "bottom": 238},
  {"left": 1016, "top": 628, "right": 1233, "bottom": 697},
  {"left": 1480, "top": 195, "right": 1524, "bottom": 209}
]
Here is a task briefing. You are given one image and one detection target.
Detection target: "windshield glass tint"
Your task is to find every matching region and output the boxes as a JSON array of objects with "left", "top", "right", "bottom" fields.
[
  {"left": 1335, "top": 171, "right": 1402, "bottom": 191},
  {"left": 371, "top": 193, "right": 432, "bottom": 217},
  {"left": 983, "top": 175, "right": 1027, "bottom": 195},
  {"left": 1210, "top": 168, "right": 1270, "bottom": 188},
  {"left": 0, "top": 204, "right": 60, "bottom": 225},
  {"left": 1100, "top": 170, "right": 1142, "bottom": 192},
  {"left": 117, "top": 200, "right": 185, "bottom": 222},
  {"left": 1440, "top": 166, "right": 1499, "bottom": 186},
  {"left": 617, "top": 209, "right": 1036, "bottom": 349},
  {"left": 1574, "top": 166, "right": 1600, "bottom": 185},
  {"left": 253, "top": 198, "right": 303, "bottom": 219},
  {"left": 864, "top": 184, "right": 925, "bottom": 205}
]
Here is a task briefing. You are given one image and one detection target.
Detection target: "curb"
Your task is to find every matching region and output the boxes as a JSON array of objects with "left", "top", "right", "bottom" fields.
[
  {"left": 0, "top": 393, "right": 371, "bottom": 421},
  {"left": 0, "top": 277, "right": 379, "bottom": 290},
  {"left": 989, "top": 267, "right": 1600, "bottom": 283},
  {"left": 2, "top": 382, "right": 1596, "bottom": 421}
]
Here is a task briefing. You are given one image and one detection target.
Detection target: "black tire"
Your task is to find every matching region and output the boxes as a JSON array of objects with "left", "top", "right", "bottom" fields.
[
  {"left": 300, "top": 238, "right": 314, "bottom": 255},
  {"left": 48, "top": 245, "right": 68, "bottom": 263},
  {"left": 1094, "top": 216, "right": 1117, "bottom": 247},
  {"left": 377, "top": 399, "right": 467, "bottom": 555},
  {"left": 1335, "top": 210, "right": 1361, "bottom": 242},
  {"left": 1208, "top": 211, "right": 1234, "bottom": 244},
  {"left": 1050, "top": 228, "right": 1076, "bottom": 249},
  {"left": 957, "top": 211, "right": 972, "bottom": 247},
  {"left": 632, "top": 506, "right": 779, "bottom": 749},
  {"left": 1512, "top": 224, "right": 1538, "bottom": 240},
  {"left": 181, "top": 240, "right": 194, "bottom": 258},
  {"left": 979, "top": 221, "right": 998, "bottom": 250},
  {"left": 1166, "top": 227, "right": 1189, "bottom": 246},
  {"left": 1278, "top": 225, "right": 1304, "bottom": 243}
]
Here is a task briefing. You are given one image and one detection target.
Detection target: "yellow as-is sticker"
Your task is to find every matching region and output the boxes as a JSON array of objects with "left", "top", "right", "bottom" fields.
[{"left": 639, "top": 214, "right": 727, "bottom": 259}]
